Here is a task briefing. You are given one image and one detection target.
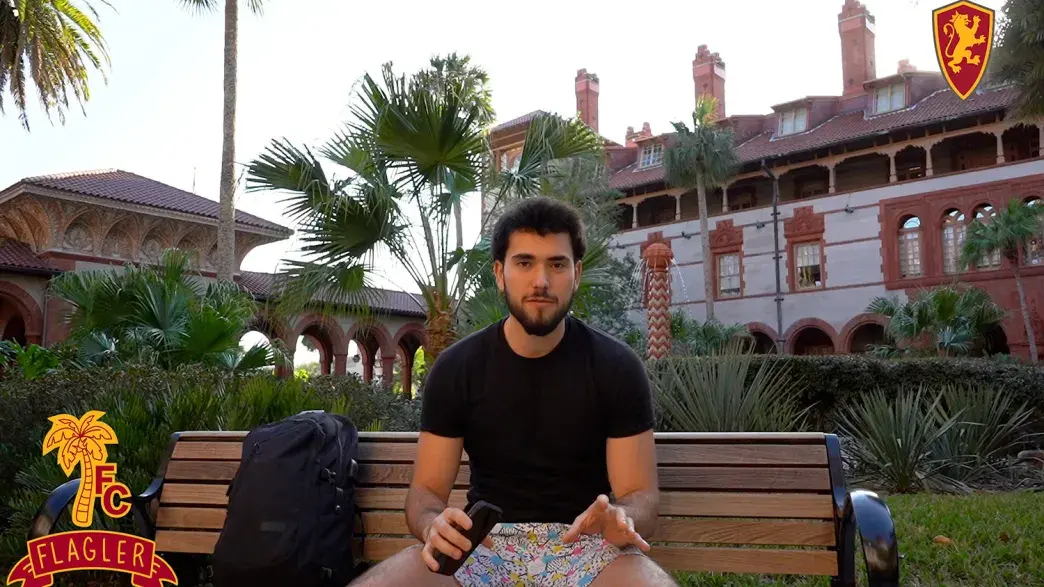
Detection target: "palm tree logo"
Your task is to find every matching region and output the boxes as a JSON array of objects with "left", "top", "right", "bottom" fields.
[{"left": 42, "top": 410, "right": 118, "bottom": 528}]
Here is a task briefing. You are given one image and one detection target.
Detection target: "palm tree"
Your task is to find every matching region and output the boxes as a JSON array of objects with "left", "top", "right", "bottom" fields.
[
  {"left": 663, "top": 95, "right": 740, "bottom": 320},
  {"left": 245, "top": 60, "right": 603, "bottom": 363},
  {"left": 0, "top": 0, "right": 110, "bottom": 130},
  {"left": 47, "top": 248, "right": 284, "bottom": 371},
  {"left": 42, "top": 410, "right": 117, "bottom": 527},
  {"left": 867, "top": 284, "right": 1007, "bottom": 357},
  {"left": 992, "top": 0, "right": 1044, "bottom": 118},
  {"left": 176, "top": 0, "right": 264, "bottom": 282},
  {"left": 961, "top": 197, "right": 1044, "bottom": 362}
]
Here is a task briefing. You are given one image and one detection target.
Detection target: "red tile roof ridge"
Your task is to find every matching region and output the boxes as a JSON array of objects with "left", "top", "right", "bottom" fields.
[{"left": 23, "top": 168, "right": 120, "bottom": 182}]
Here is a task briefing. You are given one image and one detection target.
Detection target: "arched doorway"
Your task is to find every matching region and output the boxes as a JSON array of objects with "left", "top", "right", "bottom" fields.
[
  {"left": 849, "top": 323, "right": 886, "bottom": 353},
  {"left": 0, "top": 282, "right": 43, "bottom": 346},
  {"left": 348, "top": 322, "right": 393, "bottom": 385},
  {"left": 983, "top": 324, "right": 1010, "bottom": 356},
  {"left": 792, "top": 328, "right": 835, "bottom": 355},
  {"left": 392, "top": 323, "right": 428, "bottom": 396},
  {"left": 1, "top": 315, "right": 26, "bottom": 346}
]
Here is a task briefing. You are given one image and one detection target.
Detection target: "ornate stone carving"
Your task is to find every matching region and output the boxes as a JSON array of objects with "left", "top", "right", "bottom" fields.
[
  {"left": 784, "top": 206, "right": 826, "bottom": 239},
  {"left": 709, "top": 219, "right": 743, "bottom": 252},
  {"left": 103, "top": 230, "right": 132, "bottom": 258},
  {"left": 63, "top": 222, "right": 93, "bottom": 252},
  {"left": 141, "top": 237, "right": 163, "bottom": 263}
]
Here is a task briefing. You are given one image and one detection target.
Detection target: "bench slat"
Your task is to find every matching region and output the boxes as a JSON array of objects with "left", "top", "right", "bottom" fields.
[
  {"left": 357, "top": 443, "right": 828, "bottom": 467},
  {"left": 156, "top": 507, "right": 226, "bottom": 530},
  {"left": 155, "top": 530, "right": 219, "bottom": 553},
  {"left": 166, "top": 460, "right": 239, "bottom": 481},
  {"left": 171, "top": 442, "right": 241, "bottom": 461},
  {"left": 160, "top": 484, "right": 229, "bottom": 506},
  {"left": 354, "top": 488, "right": 835, "bottom": 519}
]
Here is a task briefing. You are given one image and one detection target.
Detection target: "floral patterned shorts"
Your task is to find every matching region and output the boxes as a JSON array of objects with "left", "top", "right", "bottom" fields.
[{"left": 453, "top": 522, "right": 643, "bottom": 586}]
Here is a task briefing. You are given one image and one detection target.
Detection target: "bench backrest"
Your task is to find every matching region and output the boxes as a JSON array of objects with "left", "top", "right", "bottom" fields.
[{"left": 149, "top": 431, "right": 845, "bottom": 577}]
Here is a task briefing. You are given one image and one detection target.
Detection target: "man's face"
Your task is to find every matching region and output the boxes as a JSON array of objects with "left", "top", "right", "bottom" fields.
[{"left": 494, "top": 230, "right": 582, "bottom": 337}]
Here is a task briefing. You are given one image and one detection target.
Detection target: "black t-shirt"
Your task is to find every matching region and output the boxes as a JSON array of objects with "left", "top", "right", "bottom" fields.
[{"left": 419, "top": 316, "right": 655, "bottom": 524}]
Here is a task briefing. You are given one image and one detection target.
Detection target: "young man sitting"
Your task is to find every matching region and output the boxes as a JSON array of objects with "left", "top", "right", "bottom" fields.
[{"left": 350, "top": 197, "right": 676, "bottom": 586}]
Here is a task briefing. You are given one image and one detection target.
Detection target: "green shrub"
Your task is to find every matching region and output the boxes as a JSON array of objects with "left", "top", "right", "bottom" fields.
[{"left": 740, "top": 354, "right": 1044, "bottom": 429}]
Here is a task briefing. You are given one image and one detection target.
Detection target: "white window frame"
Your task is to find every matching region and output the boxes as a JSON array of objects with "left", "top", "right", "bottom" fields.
[
  {"left": 639, "top": 143, "right": 663, "bottom": 169},
  {"left": 875, "top": 82, "right": 906, "bottom": 114},
  {"left": 717, "top": 253, "right": 741, "bottom": 298},
  {"left": 794, "top": 242, "right": 823, "bottom": 290},
  {"left": 778, "top": 107, "right": 808, "bottom": 136}
]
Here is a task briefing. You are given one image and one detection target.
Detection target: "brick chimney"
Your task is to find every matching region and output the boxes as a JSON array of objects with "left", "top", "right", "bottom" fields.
[
  {"left": 575, "top": 68, "right": 599, "bottom": 133},
  {"left": 692, "top": 45, "right": 726, "bottom": 119},
  {"left": 897, "top": 58, "right": 917, "bottom": 73},
  {"left": 838, "top": 0, "right": 877, "bottom": 96}
]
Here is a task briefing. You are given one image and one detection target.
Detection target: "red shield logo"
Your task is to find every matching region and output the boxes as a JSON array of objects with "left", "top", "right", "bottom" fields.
[{"left": 933, "top": 1, "right": 995, "bottom": 100}]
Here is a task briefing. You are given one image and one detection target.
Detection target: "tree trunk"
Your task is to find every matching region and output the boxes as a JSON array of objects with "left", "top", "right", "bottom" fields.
[
  {"left": 74, "top": 455, "right": 94, "bottom": 526},
  {"left": 1012, "top": 262, "right": 1038, "bottom": 363},
  {"left": 216, "top": 0, "right": 239, "bottom": 282},
  {"left": 423, "top": 290, "right": 455, "bottom": 367},
  {"left": 696, "top": 173, "right": 714, "bottom": 321}
]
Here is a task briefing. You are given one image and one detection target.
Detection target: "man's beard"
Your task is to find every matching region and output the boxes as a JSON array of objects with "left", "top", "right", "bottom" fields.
[{"left": 503, "top": 285, "right": 574, "bottom": 337}]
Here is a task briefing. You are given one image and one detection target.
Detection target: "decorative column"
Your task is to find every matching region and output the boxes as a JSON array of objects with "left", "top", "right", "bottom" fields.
[
  {"left": 674, "top": 195, "right": 682, "bottom": 221},
  {"left": 333, "top": 353, "right": 347, "bottom": 376},
  {"left": 631, "top": 204, "right": 639, "bottom": 229},
  {"left": 401, "top": 351, "right": 413, "bottom": 396},
  {"left": 995, "top": 131, "right": 1005, "bottom": 164},
  {"left": 642, "top": 241, "right": 674, "bottom": 360},
  {"left": 380, "top": 354, "right": 397, "bottom": 388},
  {"left": 827, "top": 164, "right": 836, "bottom": 193},
  {"left": 361, "top": 348, "right": 374, "bottom": 382},
  {"left": 925, "top": 143, "right": 935, "bottom": 177},
  {"left": 722, "top": 185, "right": 730, "bottom": 212},
  {"left": 888, "top": 151, "right": 898, "bottom": 183}
]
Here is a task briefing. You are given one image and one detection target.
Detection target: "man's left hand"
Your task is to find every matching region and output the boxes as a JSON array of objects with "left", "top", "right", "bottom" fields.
[{"left": 560, "top": 494, "right": 651, "bottom": 552}]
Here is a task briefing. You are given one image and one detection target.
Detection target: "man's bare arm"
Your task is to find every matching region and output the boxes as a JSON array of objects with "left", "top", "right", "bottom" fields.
[
  {"left": 405, "top": 431, "right": 465, "bottom": 542},
  {"left": 606, "top": 429, "right": 660, "bottom": 538}
]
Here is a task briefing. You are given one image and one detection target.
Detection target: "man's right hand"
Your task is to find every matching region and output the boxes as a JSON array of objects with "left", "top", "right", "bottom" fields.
[{"left": 420, "top": 507, "right": 494, "bottom": 572}]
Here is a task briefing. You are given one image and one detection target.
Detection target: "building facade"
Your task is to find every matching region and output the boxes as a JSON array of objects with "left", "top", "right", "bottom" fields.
[
  {"left": 0, "top": 170, "right": 428, "bottom": 389},
  {"left": 488, "top": 0, "right": 1044, "bottom": 358}
]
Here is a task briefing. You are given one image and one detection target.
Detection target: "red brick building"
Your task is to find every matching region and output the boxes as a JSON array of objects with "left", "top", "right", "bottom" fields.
[{"left": 487, "top": 0, "right": 1043, "bottom": 358}]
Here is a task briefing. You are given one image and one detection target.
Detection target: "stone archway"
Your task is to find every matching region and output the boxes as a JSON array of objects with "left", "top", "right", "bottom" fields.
[
  {"left": 290, "top": 314, "right": 347, "bottom": 376},
  {"left": 392, "top": 322, "right": 428, "bottom": 395},
  {"left": 745, "top": 322, "right": 778, "bottom": 354},
  {"left": 0, "top": 282, "right": 43, "bottom": 345},
  {"left": 840, "top": 313, "right": 889, "bottom": 354},
  {"left": 346, "top": 321, "right": 395, "bottom": 385},
  {"left": 784, "top": 318, "right": 839, "bottom": 355}
]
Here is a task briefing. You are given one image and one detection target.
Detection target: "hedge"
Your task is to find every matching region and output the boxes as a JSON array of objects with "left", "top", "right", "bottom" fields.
[{"left": 745, "top": 354, "right": 1044, "bottom": 429}]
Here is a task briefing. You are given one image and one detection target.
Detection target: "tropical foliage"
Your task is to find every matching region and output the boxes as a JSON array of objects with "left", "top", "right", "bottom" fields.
[
  {"left": 837, "top": 384, "right": 1036, "bottom": 493},
  {"left": 0, "top": 340, "right": 60, "bottom": 379},
  {"left": 866, "top": 284, "right": 1007, "bottom": 357},
  {"left": 648, "top": 341, "right": 811, "bottom": 433},
  {"left": 961, "top": 197, "right": 1044, "bottom": 363},
  {"left": 669, "top": 310, "right": 751, "bottom": 356},
  {"left": 45, "top": 248, "right": 285, "bottom": 371},
  {"left": 0, "top": 0, "right": 110, "bottom": 130},
  {"left": 992, "top": 0, "right": 1044, "bottom": 118},
  {"left": 245, "top": 56, "right": 604, "bottom": 362},
  {"left": 663, "top": 95, "right": 740, "bottom": 320}
]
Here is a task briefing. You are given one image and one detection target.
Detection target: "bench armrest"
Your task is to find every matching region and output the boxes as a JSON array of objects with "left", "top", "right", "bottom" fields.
[
  {"left": 131, "top": 475, "right": 165, "bottom": 539},
  {"left": 838, "top": 489, "right": 900, "bottom": 587},
  {"left": 26, "top": 479, "right": 81, "bottom": 541}
]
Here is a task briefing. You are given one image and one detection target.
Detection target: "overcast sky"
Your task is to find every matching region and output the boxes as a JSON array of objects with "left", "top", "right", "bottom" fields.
[{"left": 2, "top": 0, "right": 1006, "bottom": 298}]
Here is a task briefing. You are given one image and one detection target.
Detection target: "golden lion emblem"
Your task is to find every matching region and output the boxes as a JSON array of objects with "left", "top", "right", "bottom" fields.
[{"left": 943, "top": 12, "right": 987, "bottom": 74}]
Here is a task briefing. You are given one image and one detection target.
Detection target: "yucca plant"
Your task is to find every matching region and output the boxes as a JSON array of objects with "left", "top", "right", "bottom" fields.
[
  {"left": 835, "top": 386, "right": 966, "bottom": 493},
  {"left": 649, "top": 341, "right": 811, "bottom": 432},
  {"left": 933, "top": 384, "right": 1037, "bottom": 483}
]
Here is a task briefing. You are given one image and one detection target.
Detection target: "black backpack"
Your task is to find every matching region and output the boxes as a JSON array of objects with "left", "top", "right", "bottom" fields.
[{"left": 210, "top": 410, "right": 366, "bottom": 587}]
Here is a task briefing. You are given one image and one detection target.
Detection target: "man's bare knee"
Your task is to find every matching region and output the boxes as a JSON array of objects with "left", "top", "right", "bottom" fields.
[
  {"left": 347, "top": 545, "right": 461, "bottom": 587},
  {"left": 590, "top": 554, "right": 678, "bottom": 587}
]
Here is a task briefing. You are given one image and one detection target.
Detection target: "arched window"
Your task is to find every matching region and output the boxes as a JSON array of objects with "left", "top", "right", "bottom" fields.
[
  {"left": 898, "top": 215, "right": 922, "bottom": 278},
  {"left": 942, "top": 208, "right": 966, "bottom": 274},
  {"left": 972, "top": 204, "right": 1002, "bottom": 268},
  {"left": 1027, "top": 197, "right": 1043, "bottom": 266}
]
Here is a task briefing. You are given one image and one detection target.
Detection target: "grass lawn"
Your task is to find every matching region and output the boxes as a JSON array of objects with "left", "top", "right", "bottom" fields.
[{"left": 673, "top": 490, "right": 1044, "bottom": 587}]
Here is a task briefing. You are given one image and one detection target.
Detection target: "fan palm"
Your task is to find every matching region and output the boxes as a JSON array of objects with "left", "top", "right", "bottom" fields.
[
  {"left": 175, "top": 0, "right": 264, "bottom": 282},
  {"left": 960, "top": 197, "right": 1044, "bottom": 362},
  {"left": 867, "top": 284, "right": 1007, "bottom": 357},
  {"left": 47, "top": 248, "right": 284, "bottom": 371},
  {"left": 0, "top": 0, "right": 110, "bottom": 130},
  {"left": 245, "top": 59, "right": 604, "bottom": 362},
  {"left": 663, "top": 96, "right": 740, "bottom": 320}
]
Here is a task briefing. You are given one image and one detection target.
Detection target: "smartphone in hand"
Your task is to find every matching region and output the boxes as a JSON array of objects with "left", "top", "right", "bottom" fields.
[{"left": 433, "top": 501, "right": 502, "bottom": 576}]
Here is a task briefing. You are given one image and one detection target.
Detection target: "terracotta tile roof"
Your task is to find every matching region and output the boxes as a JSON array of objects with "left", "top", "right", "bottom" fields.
[
  {"left": 490, "top": 110, "right": 546, "bottom": 134},
  {"left": 0, "top": 239, "right": 59, "bottom": 274},
  {"left": 237, "top": 271, "right": 426, "bottom": 318},
  {"left": 18, "top": 170, "right": 292, "bottom": 234},
  {"left": 608, "top": 85, "right": 1018, "bottom": 192}
]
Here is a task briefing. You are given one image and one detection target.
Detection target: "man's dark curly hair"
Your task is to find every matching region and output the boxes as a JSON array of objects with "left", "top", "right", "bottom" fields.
[{"left": 491, "top": 197, "right": 587, "bottom": 264}]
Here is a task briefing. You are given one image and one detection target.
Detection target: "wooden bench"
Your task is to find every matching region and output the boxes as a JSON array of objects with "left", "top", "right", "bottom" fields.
[{"left": 29, "top": 431, "right": 900, "bottom": 586}]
